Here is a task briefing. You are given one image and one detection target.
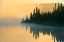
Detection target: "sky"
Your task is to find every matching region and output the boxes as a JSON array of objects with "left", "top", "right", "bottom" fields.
[
  {"left": 0, "top": 0, "right": 64, "bottom": 20},
  {"left": 0, "top": 0, "right": 64, "bottom": 4}
]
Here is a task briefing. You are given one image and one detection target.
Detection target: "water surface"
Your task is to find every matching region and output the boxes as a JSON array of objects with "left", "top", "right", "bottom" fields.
[{"left": 0, "top": 22, "right": 64, "bottom": 42}]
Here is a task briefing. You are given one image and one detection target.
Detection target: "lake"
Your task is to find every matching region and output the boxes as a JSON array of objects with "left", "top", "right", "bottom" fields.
[{"left": 0, "top": 21, "right": 64, "bottom": 42}]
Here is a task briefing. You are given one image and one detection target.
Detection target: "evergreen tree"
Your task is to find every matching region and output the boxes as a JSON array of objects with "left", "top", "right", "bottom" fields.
[
  {"left": 33, "top": 9, "right": 36, "bottom": 21},
  {"left": 25, "top": 15, "right": 29, "bottom": 22},
  {"left": 22, "top": 18, "right": 24, "bottom": 22},
  {"left": 23, "top": 3, "right": 64, "bottom": 25},
  {"left": 30, "top": 12, "right": 33, "bottom": 21},
  {"left": 55, "top": 3, "right": 56, "bottom": 11}
]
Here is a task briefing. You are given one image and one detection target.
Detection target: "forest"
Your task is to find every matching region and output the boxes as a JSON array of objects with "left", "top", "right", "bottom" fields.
[{"left": 22, "top": 3, "right": 64, "bottom": 26}]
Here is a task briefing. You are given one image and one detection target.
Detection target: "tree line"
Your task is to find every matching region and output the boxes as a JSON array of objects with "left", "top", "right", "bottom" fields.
[{"left": 22, "top": 3, "right": 64, "bottom": 25}]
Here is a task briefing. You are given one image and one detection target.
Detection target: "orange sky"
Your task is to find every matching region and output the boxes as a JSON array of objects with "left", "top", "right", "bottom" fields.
[
  {"left": 0, "top": 0, "right": 64, "bottom": 4},
  {"left": 0, "top": 0, "right": 64, "bottom": 20}
]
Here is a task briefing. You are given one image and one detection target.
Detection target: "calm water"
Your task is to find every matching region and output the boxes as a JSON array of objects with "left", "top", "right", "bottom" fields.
[{"left": 0, "top": 21, "right": 64, "bottom": 42}]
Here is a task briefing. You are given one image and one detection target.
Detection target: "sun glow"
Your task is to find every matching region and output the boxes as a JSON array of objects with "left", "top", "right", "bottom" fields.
[{"left": 0, "top": 0, "right": 64, "bottom": 20}]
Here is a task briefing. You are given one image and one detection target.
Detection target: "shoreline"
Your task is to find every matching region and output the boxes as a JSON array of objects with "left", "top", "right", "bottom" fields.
[{"left": 21, "top": 21, "right": 64, "bottom": 26}]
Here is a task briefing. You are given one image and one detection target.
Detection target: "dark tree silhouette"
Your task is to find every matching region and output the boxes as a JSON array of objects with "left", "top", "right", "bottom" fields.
[
  {"left": 22, "top": 3, "right": 64, "bottom": 25},
  {"left": 30, "top": 12, "right": 33, "bottom": 22}
]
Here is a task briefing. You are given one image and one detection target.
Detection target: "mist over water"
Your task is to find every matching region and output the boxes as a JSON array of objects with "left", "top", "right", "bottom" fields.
[
  {"left": 0, "top": 3, "right": 64, "bottom": 42},
  {"left": 0, "top": 20, "right": 64, "bottom": 42},
  {"left": 0, "top": 19, "right": 22, "bottom": 27}
]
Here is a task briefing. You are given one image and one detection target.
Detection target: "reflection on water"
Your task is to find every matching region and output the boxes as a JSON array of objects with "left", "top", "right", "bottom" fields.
[{"left": 0, "top": 23, "right": 64, "bottom": 42}]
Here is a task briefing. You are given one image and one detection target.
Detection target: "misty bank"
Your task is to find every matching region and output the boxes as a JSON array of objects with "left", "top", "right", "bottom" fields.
[{"left": 21, "top": 3, "right": 64, "bottom": 26}]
